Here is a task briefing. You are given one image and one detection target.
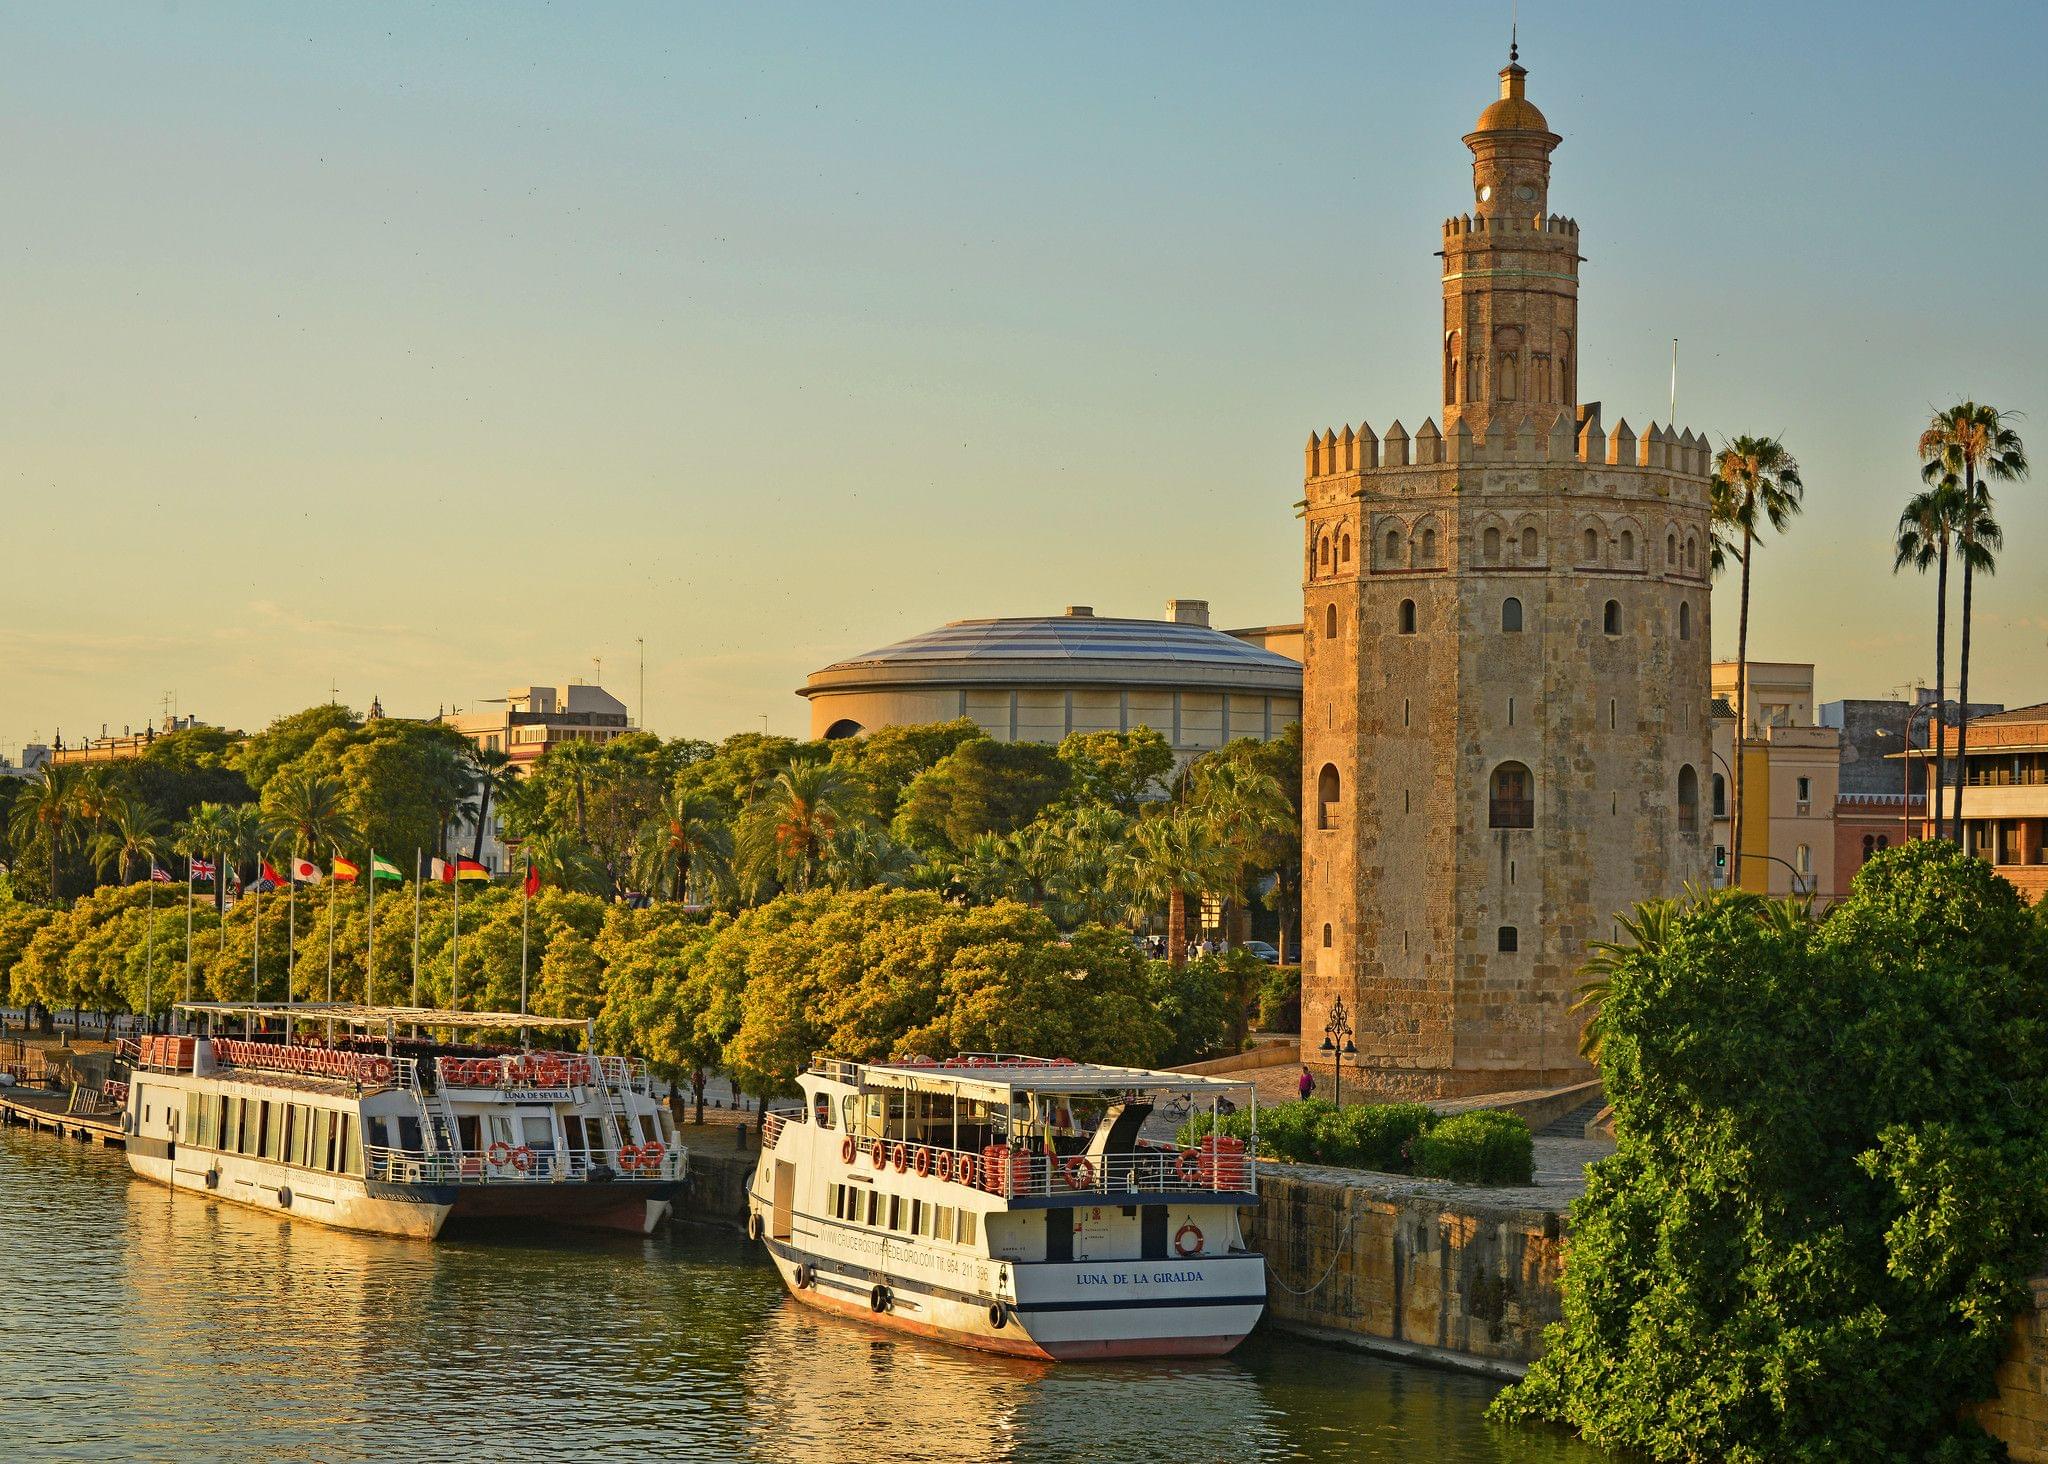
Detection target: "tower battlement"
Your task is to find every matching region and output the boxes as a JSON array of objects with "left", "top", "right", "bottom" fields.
[
  {"left": 1441, "top": 213, "right": 1578, "bottom": 239},
  {"left": 1304, "top": 412, "right": 1710, "bottom": 481}
]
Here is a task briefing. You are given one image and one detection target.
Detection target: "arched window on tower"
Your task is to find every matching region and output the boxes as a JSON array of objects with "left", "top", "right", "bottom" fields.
[
  {"left": 1421, "top": 526, "right": 1437, "bottom": 561},
  {"left": 1679, "top": 601, "right": 1692, "bottom": 640},
  {"left": 1501, "top": 596, "right": 1523, "bottom": 632},
  {"left": 1489, "top": 762, "right": 1534, "bottom": 828},
  {"left": 1322, "top": 923, "right": 1333, "bottom": 949},
  {"left": 1399, "top": 599, "right": 1417, "bottom": 634},
  {"left": 1603, "top": 600, "right": 1622, "bottom": 635},
  {"left": 1318, "top": 534, "right": 1331, "bottom": 572},
  {"left": 1467, "top": 355, "right": 1483, "bottom": 401},
  {"left": 1619, "top": 529, "right": 1634, "bottom": 562},
  {"left": 1317, "top": 764, "right": 1341, "bottom": 830},
  {"left": 1384, "top": 527, "right": 1400, "bottom": 563},
  {"left": 1861, "top": 833, "right": 1875, "bottom": 863},
  {"left": 1521, "top": 526, "right": 1539, "bottom": 560},
  {"left": 1583, "top": 527, "right": 1600, "bottom": 563},
  {"left": 1340, "top": 532, "right": 1352, "bottom": 564},
  {"left": 1499, "top": 353, "right": 1518, "bottom": 401},
  {"left": 1483, "top": 525, "right": 1501, "bottom": 562},
  {"left": 1712, "top": 772, "right": 1727, "bottom": 818},
  {"left": 1685, "top": 534, "right": 1698, "bottom": 571},
  {"left": 1667, "top": 531, "right": 1678, "bottom": 566},
  {"left": 1445, "top": 331, "right": 1460, "bottom": 405},
  {"left": 1324, "top": 603, "right": 1337, "bottom": 639},
  {"left": 1677, "top": 765, "right": 1700, "bottom": 833}
]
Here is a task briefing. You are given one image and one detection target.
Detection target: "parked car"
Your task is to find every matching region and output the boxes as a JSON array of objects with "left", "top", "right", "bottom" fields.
[{"left": 1240, "top": 940, "right": 1281, "bottom": 964}]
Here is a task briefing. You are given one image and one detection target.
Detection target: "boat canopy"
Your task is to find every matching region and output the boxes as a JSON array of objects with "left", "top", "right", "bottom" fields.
[
  {"left": 175, "top": 1001, "right": 591, "bottom": 1034},
  {"left": 832, "top": 1054, "right": 1256, "bottom": 1103}
]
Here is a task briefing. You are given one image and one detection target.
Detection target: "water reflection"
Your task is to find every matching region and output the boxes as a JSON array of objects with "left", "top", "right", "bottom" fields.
[{"left": 1, "top": 1131, "right": 1603, "bottom": 1463}]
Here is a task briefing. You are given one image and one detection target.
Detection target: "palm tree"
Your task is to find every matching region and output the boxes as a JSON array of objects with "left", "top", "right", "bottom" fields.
[
  {"left": 261, "top": 767, "right": 360, "bottom": 869},
  {"left": 546, "top": 740, "right": 604, "bottom": 841},
  {"left": 736, "top": 762, "right": 862, "bottom": 898},
  {"left": 1917, "top": 403, "right": 2028, "bottom": 844},
  {"left": 631, "top": 787, "right": 733, "bottom": 903},
  {"left": 221, "top": 803, "right": 265, "bottom": 890},
  {"left": 1130, "top": 807, "right": 1227, "bottom": 972},
  {"left": 524, "top": 829, "right": 607, "bottom": 895},
  {"left": 1711, "top": 435, "right": 1805, "bottom": 875},
  {"left": 6, "top": 764, "right": 79, "bottom": 897},
  {"left": 465, "top": 745, "right": 519, "bottom": 864},
  {"left": 70, "top": 767, "right": 120, "bottom": 890},
  {"left": 1189, "top": 755, "right": 1294, "bottom": 949},
  {"left": 824, "top": 824, "right": 912, "bottom": 893},
  {"left": 1892, "top": 477, "right": 1969, "bottom": 810},
  {"left": 1570, "top": 897, "right": 1680, "bottom": 1064},
  {"left": 90, "top": 790, "right": 167, "bottom": 885},
  {"left": 173, "top": 803, "right": 236, "bottom": 915}
]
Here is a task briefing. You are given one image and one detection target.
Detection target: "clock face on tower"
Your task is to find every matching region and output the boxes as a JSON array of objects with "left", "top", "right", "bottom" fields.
[
  {"left": 1477, "top": 184, "right": 1492, "bottom": 203},
  {"left": 1515, "top": 184, "right": 1537, "bottom": 204}
]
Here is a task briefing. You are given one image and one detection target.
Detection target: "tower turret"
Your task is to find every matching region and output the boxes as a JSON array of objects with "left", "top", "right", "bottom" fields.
[{"left": 1441, "top": 53, "right": 1579, "bottom": 438}]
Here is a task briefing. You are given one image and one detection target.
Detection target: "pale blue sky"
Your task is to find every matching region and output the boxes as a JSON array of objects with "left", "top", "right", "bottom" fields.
[{"left": 3, "top": 2, "right": 2043, "bottom": 759}]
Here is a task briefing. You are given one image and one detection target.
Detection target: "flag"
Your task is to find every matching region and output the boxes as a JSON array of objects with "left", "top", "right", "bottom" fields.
[
  {"left": 291, "top": 857, "right": 322, "bottom": 884},
  {"left": 150, "top": 865, "right": 174, "bottom": 884},
  {"left": 430, "top": 857, "right": 453, "bottom": 884},
  {"left": 456, "top": 857, "right": 490, "bottom": 882},
  {"left": 261, "top": 861, "right": 285, "bottom": 886},
  {"left": 189, "top": 856, "right": 216, "bottom": 880},
  {"left": 371, "top": 854, "right": 403, "bottom": 882},
  {"left": 331, "top": 856, "right": 360, "bottom": 884},
  {"left": 522, "top": 859, "right": 540, "bottom": 899}
]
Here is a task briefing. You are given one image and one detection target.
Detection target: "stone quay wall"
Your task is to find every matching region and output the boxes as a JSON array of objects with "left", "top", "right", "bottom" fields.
[{"left": 1244, "top": 1162, "right": 1568, "bottom": 1376}]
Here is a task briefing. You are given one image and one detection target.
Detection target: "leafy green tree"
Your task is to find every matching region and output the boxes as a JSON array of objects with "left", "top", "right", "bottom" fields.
[
  {"left": 89, "top": 788, "right": 167, "bottom": 885},
  {"left": 632, "top": 787, "right": 733, "bottom": 904},
  {"left": 829, "top": 719, "right": 985, "bottom": 822},
  {"left": 596, "top": 905, "right": 729, "bottom": 1120},
  {"left": 230, "top": 703, "right": 359, "bottom": 792},
  {"left": 6, "top": 765, "right": 80, "bottom": 903},
  {"left": 1711, "top": 435, "right": 1805, "bottom": 866},
  {"left": 673, "top": 732, "right": 829, "bottom": 815},
  {"left": 260, "top": 767, "right": 360, "bottom": 869},
  {"left": 1917, "top": 403, "right": 2027, "bottom": 842},
  {"left": 1188, "top": 748, "right": 1293, "bottom": 959},
  {"left": 1130, "top": 806, "right": 1228, "bottom": 971},
  {"left": 524, "top": 830, "right": 609, "bottom": 896},
  {"left": 0, "top": 899, "right": 59, "bottom": 1022},
  {"left": 173, "top": 802, "right": 237, "bottom": 915},
  {"left": 1495, "top": 843, "right": 2048, "bottom": 1461},
  {"left": 1055, "top": 727, "right": 1173, "bottom": 813},
  {"left": 132, "top": 725, "right": 251, "bottom": 825},
  {"left": 892, "top": 739, "right": 1070, "bottom": 853}
]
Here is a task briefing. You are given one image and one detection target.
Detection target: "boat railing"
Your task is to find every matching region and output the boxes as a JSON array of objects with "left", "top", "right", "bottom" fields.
[
  {"left": 363, "top": 1141, "right": 685, "bottom": 1186},
  {"left": 810, "top": 1057, "right": 863, "bottom": 1085},
  {"left": 761, "top": 1109, "right": 796, "bottom": 1147},
  {"left": 835, "top": 1135, "right": 1257, "bottom": 1199},
  {"left": 207, "top": 1038, "right": 410, "bottom": 1090},
  {"left": 436, "top": 1053, "right": 609, "bottom": 1090}
]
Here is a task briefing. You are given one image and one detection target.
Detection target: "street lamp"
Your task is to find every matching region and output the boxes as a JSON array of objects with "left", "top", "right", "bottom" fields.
[
  {"left": 1710, "top": 748, "right": 1812, "bottom": 902},
  {"left": 1319, "top": 996, "right": 1358, "bottom": 1109}
]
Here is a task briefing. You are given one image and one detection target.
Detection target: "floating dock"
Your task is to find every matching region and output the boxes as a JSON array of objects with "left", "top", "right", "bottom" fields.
[{"left": 0, "top": 1086, "right": 127, "bottom": 1147}]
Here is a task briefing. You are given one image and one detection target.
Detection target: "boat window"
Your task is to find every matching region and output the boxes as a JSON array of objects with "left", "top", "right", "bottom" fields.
[
  {"left": 521, "top": 1116, "right": 555, "bottom": 1151},
  {"left": 888, "top": 1195, "right": 903, "bottom": 1232},
  {"left": 909, "top": 1199, "right": 922, "bottom": 1235},
  {"left": 314, "top": 1109, "right": 333, "bottom": 1171},
  {"left": 813, "top": 1092, "right": 833, "bottom": 1129},
  {"left": 933, "top": 1205, "right": 952, "bottom": 1241},
  {"left": 459, "top": 1114, "right": 483, "bottom": 1153},
  {"left": 281, "top": 1106, "right": 296, "bottom": 1166},
  {"left": 956, "top": 1211, "right": 976, "bottom": 1247},
  {"left": 397, "top": 1117, "right": 424, "bottom": 1155},
  {"left": 865, "top": 1190, "right": 879, "bottom": 1228},
  {"left": 265, "top": 1102, "right": 284, "bottom": 1160},
  {"left": 340, "top": 1115, "right": 362, "bottom": 1176},
  {"left": 842, "top": 1094, "right": 860, "bottom": 1138}
]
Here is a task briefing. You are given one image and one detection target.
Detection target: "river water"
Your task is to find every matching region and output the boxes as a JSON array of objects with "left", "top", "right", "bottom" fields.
[{"left": 0, "top": 1129, "right": 1604, "bottom": 1463}]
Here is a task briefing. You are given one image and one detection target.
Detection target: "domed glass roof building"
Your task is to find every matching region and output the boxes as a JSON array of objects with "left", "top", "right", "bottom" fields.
[{"left": 801, "top": 601, "right": 1302, "bottom": 761}]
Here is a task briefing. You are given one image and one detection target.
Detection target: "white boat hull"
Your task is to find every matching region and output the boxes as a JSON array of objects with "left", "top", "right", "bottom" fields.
[{"left": 127, "top": 1144, "right": 451, "bottom": 1239}]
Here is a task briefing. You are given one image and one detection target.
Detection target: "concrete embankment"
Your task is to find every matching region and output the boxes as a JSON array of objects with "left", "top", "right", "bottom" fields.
[{"left": 674, "top": 1141, "right": 754, "bottom": 1229}]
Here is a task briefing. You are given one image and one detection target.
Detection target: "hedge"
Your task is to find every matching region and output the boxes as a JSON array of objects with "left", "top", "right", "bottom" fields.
[
  {"left": 1177, "top": 1099, "right": 1530, "bottom": 1184},
  {"left": 1409, "top": 1109, "right": 1534, "bottom": 1185}
]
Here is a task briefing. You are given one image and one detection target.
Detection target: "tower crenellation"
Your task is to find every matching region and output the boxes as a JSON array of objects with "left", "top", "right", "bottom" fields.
[{"left": 1296, "top": 47, "right": 1713, "bottom": 1100}]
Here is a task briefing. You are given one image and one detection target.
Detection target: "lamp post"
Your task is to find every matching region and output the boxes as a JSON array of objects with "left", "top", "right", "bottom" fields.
[
  {"left": 1319, "top": 996, "right": 1358, "bottom": 1109},
  {"left": 1710, "top": 748, "right": 1812, "bottom": 902}
]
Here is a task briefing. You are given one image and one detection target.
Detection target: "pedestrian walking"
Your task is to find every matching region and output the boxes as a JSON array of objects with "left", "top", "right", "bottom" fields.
[{"left": 1297, "top": 1065, "right": 1316, "bottom": 1102}]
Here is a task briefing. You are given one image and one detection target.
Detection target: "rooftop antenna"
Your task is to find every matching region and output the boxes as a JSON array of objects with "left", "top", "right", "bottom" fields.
[
  {"left": 1670, "top": 337, "right": 1678, "bottom": 424},
  {"left": 637, "top": 636, "right": 645, "bottom": 731},
  {"left": 594, "top": 654, "right": 603, "bottom": 686}
]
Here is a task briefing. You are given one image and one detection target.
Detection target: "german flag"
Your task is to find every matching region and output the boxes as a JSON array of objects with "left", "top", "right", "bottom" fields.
[
  {"left": 455, "top": 857, "right": 491, "bottom": 882},
  {"left": 331, "top": 855, "right": 361, "bottom": 883}
]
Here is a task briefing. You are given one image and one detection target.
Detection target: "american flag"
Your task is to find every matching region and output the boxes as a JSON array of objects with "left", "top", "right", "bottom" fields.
[{"left": 150, "top": 866, "right": 174, "bottom": 884}]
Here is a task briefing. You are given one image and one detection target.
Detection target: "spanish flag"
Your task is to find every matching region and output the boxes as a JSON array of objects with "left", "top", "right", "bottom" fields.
[{"left": 331, "top": 855, "right": 360, "bottom": 884}]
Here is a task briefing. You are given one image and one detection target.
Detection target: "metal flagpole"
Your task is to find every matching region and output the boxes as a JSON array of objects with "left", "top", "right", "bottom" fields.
[
  {"left": 325, "top": 854, "right": 337, "bottom": 1044},
  {"left": 287, "top": 846, "right": 296, "bottom": 1022},
  {"left": 451, "top": 852, "right": 461, "bottom": 1011},
  {"left": 519, "top": 857, "right": 530, "bottom": 1017},
  {"left": 144, "top": 866, "right": 155, "bottom": 1035},
  {"left": 366, "top": 850, "right": 376, "bottom": 1007},
  {"left": 248, "top": 874, "right": 261, "bottom": 1037},
  {"left": 412, "top": 849, "right": 423, "bottom": 1007},
  {"left": 184, "top": 857, "right": 194, "bottom": 1006}
]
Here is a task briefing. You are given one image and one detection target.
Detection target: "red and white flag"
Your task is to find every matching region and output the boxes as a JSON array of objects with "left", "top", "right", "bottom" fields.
[
  {"left": 189, "top": 857, "right": 216, "bottom": 880},
  {"left": 149, "top": 865, "right": 174, "bottom": 884},
  {"left": 291, "top": 857, "right": 322, "bottom": 884},
  {"left": 430, "top": 857, "right": 453, "bottom": 883}
]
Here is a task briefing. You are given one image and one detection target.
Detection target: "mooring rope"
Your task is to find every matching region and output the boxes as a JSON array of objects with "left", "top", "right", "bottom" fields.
[{"left": 1262, "top": 1206, "right": 1358, "bottom": 1296}]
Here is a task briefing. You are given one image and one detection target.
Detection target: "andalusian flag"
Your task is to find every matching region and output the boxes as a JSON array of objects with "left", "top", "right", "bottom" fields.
[
  {"left": 371, "top": 854, "right": 403, "bottom": 882},
  {"left": 455, "top": 857, "right": 490, "bottom": 882},
  {"left": 331, "top": 856, "right": 361, "bottom": 883}
]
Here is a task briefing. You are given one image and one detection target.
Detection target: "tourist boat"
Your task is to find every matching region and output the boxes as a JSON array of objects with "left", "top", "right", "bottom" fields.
[
  {"left": 120, "top": 1001, "right": 686, "bottom": 1239},
  {"left": 747, "top": 1053, "right": 1265, "bottom": 1360}
]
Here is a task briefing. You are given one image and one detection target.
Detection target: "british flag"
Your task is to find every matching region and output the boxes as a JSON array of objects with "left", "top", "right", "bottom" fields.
[{"left": 189, "top": 857, "right": 216, "bottom": 880}]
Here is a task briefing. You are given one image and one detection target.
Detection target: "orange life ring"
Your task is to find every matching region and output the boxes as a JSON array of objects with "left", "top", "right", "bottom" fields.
[
  {"left": 841, "top": 1135, "right": 857, "bottom": 1165},
  {"left": 487, "top": 1140, "right": 512, "bottom": 1167},
  {"left": 511, "top": 1145, "right": 534, "bottom": 1173},
  {"left": 956, "top": 1154, "right": 977, "bottom": 1188},
  {"left": 369, "top": 1057, "right": 393, "bottom": 1083},
  {"left": 935, "top": 1150, "right": 954, "bottom": 1182},
  {"left": 637, "top": 1141, "right": 665, "bottom": 1172},
  {"left": 892, "top": 1142, "right": 910, "bottom": 1174},
  {"left": 870, "top": 1139, "right": 887, "bottom": 1171},
  {"left": 1174, "top": 1221, "right": 1204, "bottom": 1257},
  {"left": 1063, "top": 1155, "right": 1095, "bottom": 1191},
  {"left": 913, "top": 1147, "right": 933, "bottom": 1178},
  {"left": 617, "top": 1143, "right": 640, "bottom": 1169},
  {"left": 1178, "top": 1148, "right": 1203, "bottom": 1183}
]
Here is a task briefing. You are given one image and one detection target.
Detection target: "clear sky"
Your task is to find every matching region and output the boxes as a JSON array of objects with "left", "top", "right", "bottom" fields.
[{"left": 3, "top": 1, "right": 2043, "bottom": 759}]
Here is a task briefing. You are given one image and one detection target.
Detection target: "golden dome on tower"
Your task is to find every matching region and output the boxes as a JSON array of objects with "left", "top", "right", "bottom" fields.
[{"left": 1471, "top": 61, "right": 1550, "bottom": 134}]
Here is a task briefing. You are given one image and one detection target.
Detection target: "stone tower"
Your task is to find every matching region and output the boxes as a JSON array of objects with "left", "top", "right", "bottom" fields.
[{"left": 1298, "top": 50, "right": 1713, "bottom": 1100}]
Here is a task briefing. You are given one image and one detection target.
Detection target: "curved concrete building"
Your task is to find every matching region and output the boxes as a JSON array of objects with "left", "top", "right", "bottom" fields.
[{"left": 801, "top": 602, "right": 1301, "bottom": 762}]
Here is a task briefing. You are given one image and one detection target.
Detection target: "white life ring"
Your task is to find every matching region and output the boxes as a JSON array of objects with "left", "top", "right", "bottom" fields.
[{"left": 1173, "top": 1221, "right": 1204, "bottom": 1258}]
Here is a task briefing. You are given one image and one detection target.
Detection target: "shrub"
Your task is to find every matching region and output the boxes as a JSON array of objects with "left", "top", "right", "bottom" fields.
[{"left": 1409, "top": 1109, "right": 1533, "bottom": 1185}]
